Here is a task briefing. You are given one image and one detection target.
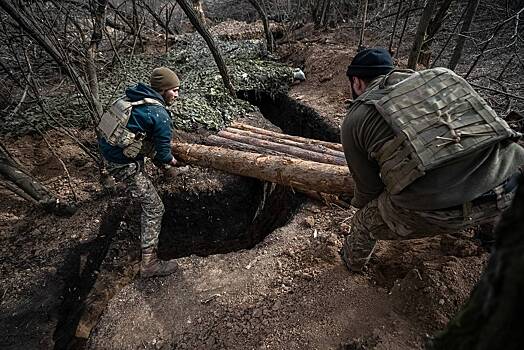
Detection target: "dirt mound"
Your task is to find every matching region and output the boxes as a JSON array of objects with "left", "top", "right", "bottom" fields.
[{"left": 87, "top": 203, "right": 424, "bottom": 350}]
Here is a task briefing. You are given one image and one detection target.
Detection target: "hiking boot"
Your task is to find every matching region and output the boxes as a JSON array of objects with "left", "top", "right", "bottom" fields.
[{"left": 140, "top": 247, "right": 178, "bottom": 278}]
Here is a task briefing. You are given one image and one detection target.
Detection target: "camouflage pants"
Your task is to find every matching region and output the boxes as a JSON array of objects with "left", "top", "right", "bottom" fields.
[
  {"left": 107, "top": 161, "right": 165, "bottom": 250},
  {"left": 341, "top": 185, "right": 515, "bottom": 271}
]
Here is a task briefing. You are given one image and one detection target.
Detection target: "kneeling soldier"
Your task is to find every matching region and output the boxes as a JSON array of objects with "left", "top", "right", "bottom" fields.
[{"left": 340, "top": 48, "right": 524, "bottom": 272}]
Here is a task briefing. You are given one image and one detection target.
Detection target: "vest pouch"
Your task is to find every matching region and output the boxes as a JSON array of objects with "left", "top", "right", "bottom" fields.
[{"left": 122, "top": 139, "right": 143, "bottom": 158}]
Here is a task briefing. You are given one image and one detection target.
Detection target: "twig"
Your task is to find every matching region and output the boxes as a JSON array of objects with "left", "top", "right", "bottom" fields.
[
  {"left": 431, "top": 5, "right": 468, "bottom": 68},
  {"left": 469, "top": 82, "right": 524, "bottom": 102},
  {"left": 465, "top": 8, "right": 523, "bottom": 78},
  {"left": 388, "top": 0, "right": 403, "bottom": 56},
  {"left": 6, "top": 76, "right": 30, "bottom": 118},
  {"left": 396, "top": 0, "right": 413, "bottom": 57},
  {"left": 497, "top": 54, "right": 515, "bottom": 80},
  {"left": 35, "top": 127, "right": 79, "bottom": 203}
]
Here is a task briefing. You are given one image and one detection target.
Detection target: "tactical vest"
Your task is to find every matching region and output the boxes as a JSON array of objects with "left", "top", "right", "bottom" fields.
[
  {"left": 97, "top": 96, "right": 164, "bottom": 148},
  {"left": 354, "top": 67, "right": 520, "bottom": 195},
  {"left": 97, "top": 96, "right": 164, "bottom": 158}
]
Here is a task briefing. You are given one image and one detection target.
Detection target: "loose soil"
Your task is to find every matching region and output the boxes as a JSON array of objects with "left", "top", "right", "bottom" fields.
[{"left": 0, "top": 20, "right": 496, "bottom": 350}]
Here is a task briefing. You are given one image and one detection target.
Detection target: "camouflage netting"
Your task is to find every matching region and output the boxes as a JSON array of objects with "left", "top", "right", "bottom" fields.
[{"left": 2, "top": 33, "right": 294, "bottom": 136}]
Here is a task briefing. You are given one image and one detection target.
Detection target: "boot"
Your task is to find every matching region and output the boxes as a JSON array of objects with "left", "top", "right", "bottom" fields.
[{"left": 140, "top": 247, "right": 178, "bottom": 278}]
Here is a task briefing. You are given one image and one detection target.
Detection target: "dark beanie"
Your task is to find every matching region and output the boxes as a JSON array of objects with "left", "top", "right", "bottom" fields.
[
  {"left": 346, "top": 48, "right": 394, "bottom": 78},
  {"left": 150, "top": 67, "right": 180, "bottom": 92}
]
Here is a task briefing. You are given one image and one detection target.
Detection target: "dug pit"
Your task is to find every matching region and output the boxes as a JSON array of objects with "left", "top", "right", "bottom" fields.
[{"left": 52, "top": 94, "right": 332, "bottom": 349}]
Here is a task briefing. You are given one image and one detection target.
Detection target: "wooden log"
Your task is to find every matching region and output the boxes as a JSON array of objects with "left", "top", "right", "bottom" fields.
[
  {"left": 205, "top": 134, "right": 286, "bottom": 156},
  {"left": 217, "top": 130, "right": 347, "bottom": 166},
  {"left": 231, "top": 122, "right": 344, "bottom": 152},
  {"left": 225, "top": 126, "right": 346, "bottom": 159},
  {"left": 172, "top": 142, "right": 354, "bottom": 196}
]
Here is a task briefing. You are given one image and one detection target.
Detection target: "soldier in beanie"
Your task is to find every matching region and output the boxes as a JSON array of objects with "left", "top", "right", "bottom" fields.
[
  {"left": 340, "top": 48, "right": 524, "bottom": 272},
  {"left": 98, "top": 67, "right": 181, "bottom": 278}
]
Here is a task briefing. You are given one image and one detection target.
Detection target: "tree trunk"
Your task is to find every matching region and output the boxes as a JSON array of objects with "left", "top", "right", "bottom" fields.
[
  {"left": 172, "top": 142, "right": 354, "bottom": 195},
  {"left": 448, "top": 0, "right": 481, "bottom": 70},
  {"left": 358, "top": 0, "right": 369, "bottom": 49},
  {"left": 319, "top": 0, "right": 332, "bottom": 28},
  {"left": 430, "top": 174, "right": 524, "bottom": 350},
  {"left": 388, "top": 0, "right": 404, "bottom": 55},
  {"left": 248, "top": 0, "right": 275, "bottom": 52},
  {"left": 420, "top": 0, "right": 454, "bottom": 66},
  {"left": 87, "top": 0, "right": 108, "bottom": 117},
  {"left": 407, "top": 0, "right": 438, "bottom": 69},
  {"left": 191, "top": 0, "right": 206, "bottom": 25},
  {"left": 231, "top": 122, "right": 344, "bottom": 152},
  {"left": 0, "top": 142, "right": 76, "bottom": 216},
  {"left": 175, "top": 0, "right": 236, "bottom": 97}
]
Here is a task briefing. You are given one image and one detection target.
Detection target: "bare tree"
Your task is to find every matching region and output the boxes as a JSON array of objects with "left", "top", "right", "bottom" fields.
[
  {"left": 176, "top": 0, "right": 236, "bottom": 97},
  {"left": 358, "top": 0, "right": 369, "bottom": 49},
  {"left": 248, "top": 0, "right": 275, "bottom": 53},
  {"left": 0, "top": 0, "right": 102, "bottom": 123},
  {"left": 407, "top": 0, "right": 438, "bottom": 69},
  {"left": 448, "top": 0, "right": 481, "bottom": 70}
]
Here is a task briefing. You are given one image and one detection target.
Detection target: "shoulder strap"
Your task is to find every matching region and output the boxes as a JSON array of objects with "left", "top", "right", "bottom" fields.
[{"left": 129, "top": 98, "right": 164, "bottom": 107}]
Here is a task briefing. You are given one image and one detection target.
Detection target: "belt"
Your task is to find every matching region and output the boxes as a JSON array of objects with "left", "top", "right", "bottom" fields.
[{"left": 446, "top": 171, "right": 521, "bottom": 211}]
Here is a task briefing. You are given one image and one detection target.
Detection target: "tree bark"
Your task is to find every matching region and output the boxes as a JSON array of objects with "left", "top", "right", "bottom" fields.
[
  {"left": 448, "top": 0, "right": 481, "bottom": 70},
  {"left": 172, "top": 142, "right": 354, "bottom": 195},
  {"left": 407, "top": 0, "right": 438, "bottom": 69},
  {"left": 231, "top": 122, "right": 344, "bottom": 152},
  {"left": 175, "top": 0, "right": 236, "bottom": 97},
  {"left": 388, "top": 0, "right": 403, "bottom": 55},
  {"left": 248, "top": 0, "right": 275, "bottom": 52},
  {"left": 223, "top": 126, "right": 346, "bottom": 160},
  {"left": 87, "top": 0, "right": 108, "bottom": 117},
  {"left": 206, "top": 134, "right": 286, "bottom": 156},
  {"left": 358, "top": 0, "right": 369, "bottom": 49},
  {"left": 420, "top": 0, "right": 454, "bottom": 66},
  {"left": 191, "top": 0, "right": 206, "bottom": 25},
  {"left": 217, "top": 130, "right": 347, "bottom": 166},
  {"left": 430, "top": 174, "right": 524, "bottom": 350}
]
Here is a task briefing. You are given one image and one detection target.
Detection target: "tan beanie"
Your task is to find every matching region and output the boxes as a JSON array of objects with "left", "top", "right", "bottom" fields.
[{"left": 150, "top": 67, "right": 180, "bottom": 92}]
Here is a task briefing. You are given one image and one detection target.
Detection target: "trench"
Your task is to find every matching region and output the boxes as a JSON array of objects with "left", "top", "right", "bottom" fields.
[
  {"left": 237, "top": 90, "right": 341, "bottom": 143},
  {"left": 53, "top": 91, "right": 332, "bottom": 349}
]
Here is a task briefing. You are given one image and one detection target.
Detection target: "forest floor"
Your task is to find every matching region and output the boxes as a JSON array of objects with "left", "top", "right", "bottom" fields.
[{"left": 0, "top": 19, "right": 501, "bottom": 350}]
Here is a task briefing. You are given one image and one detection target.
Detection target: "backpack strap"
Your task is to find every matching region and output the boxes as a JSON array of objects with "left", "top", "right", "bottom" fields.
[{"left": 129, "top": 98, "right": 164, "bottom": 107}]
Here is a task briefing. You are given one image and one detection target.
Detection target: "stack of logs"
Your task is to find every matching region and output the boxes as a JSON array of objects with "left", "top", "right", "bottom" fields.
[{"left": 171, "top": 122, "right": 354, "bottom": 199}]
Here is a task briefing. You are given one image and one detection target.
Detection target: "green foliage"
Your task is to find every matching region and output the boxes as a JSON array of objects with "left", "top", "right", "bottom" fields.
[{"left": 2, "top": 33, "right": 294, "bottom": 136}]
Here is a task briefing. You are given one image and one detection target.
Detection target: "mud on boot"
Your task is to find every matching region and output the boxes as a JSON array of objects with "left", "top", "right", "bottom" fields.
[{"left": 140, "top": 247, "right": 178, "bottom": 278}]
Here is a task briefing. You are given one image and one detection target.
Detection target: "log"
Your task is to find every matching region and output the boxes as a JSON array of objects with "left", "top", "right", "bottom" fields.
[
  {"left": 217, "top": 130, "right": 347, "bottom": 166},
  {"left": 206, "top": 134, "right": 286, "bottom": 156},
  {"left": 231, "top": 122, "right": 344, "bottom": 152},
  {"left": 172, "top": 142, "right": 354, "bottom": 196},
  {"left": 225, "top": 126, "right": 346, "bottom": 159}
]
